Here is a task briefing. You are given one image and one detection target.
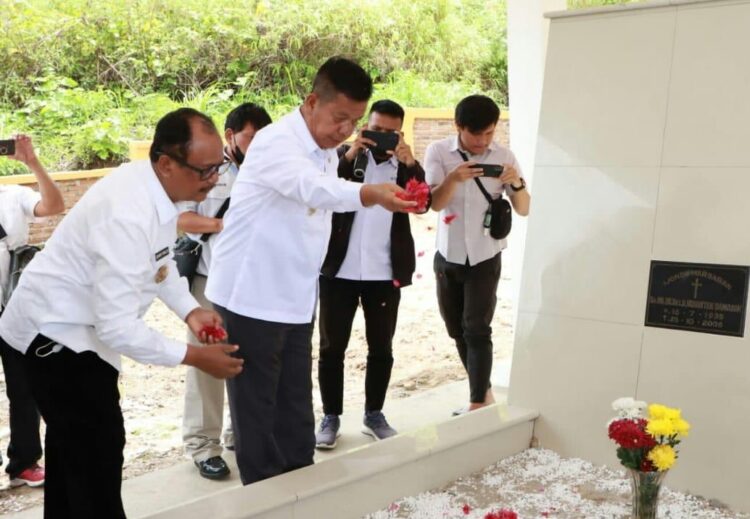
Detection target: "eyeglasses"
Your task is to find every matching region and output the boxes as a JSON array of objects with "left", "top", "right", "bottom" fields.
[{"left": 158, "top": 151, "right": 229, "bottom": 180}]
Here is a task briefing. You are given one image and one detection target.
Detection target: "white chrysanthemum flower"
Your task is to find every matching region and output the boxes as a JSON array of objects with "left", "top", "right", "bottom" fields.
[{"left": 611, "top": 397, "right": 647, "bottom": 418}]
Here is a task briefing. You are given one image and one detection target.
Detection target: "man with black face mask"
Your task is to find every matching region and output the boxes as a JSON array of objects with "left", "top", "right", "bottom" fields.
[{"left": 177, "top": 102, "right": 272, "bottom": 479}]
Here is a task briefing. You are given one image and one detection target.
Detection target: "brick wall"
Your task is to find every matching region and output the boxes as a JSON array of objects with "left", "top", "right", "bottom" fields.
[
  {"left": 17, "top": 113, "right": 511, "bottom": 244},
  {"left": 25, "top": 177, "right": 101, "bottom": 245},
  {"left": 412, "top": 116, "right": 510, "bottom": 163}
]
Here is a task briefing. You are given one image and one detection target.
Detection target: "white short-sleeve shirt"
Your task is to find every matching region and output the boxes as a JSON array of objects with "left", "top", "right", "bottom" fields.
[
  {"left": 0, "top": 185, "right": 41, "bottom": 304},
  {"left": 424, "top": 136, "right": 522, "bottom": 266}
]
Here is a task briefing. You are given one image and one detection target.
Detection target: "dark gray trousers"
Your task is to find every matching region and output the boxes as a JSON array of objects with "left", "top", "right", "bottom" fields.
[
  {"left": 214, "top": 305, "right": 315, "bottom": 485},
  {"left": 433, "top": 251, "right": 502, "bottom": 403}
]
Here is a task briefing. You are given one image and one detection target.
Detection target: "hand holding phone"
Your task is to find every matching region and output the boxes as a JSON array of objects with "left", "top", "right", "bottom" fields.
[
  {"left": 0, "top": 139, "right": 16, "bottom": 156},
  {"left": 475, "top": 163, "right": 504, "bottom": 178},
  {"left": 361, "top": 130, "right": 399, "bottom": 153}
]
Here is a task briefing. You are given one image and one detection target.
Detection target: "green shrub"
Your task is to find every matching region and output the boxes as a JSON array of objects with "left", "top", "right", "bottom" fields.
[{"left": 0, "top": 0, "right": 507, "bottom": 175}]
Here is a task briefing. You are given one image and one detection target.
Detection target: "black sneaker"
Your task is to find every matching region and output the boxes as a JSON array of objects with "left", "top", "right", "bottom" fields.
[{"left": 194, "top": 456, "right": 230, "bottom": 480}]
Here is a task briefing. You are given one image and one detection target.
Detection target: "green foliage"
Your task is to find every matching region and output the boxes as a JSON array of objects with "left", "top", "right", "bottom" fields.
[
  {"left": 0, "top": 0, "right": 506, "bottom": 175},
  {"left": 568, "top": 0, "right": 644, "bottom": 8}
]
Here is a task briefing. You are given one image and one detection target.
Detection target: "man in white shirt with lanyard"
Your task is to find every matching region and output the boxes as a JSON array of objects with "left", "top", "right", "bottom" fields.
[
  {"left": 0, "top": 108, "right": 244, "bottom": 518},
  {"left": 206, "top": 57, "right": 415, "bottom": 485},
  {"left": 178, "top": 102, "right": 272, "bottom": 480},
  {"left": 0, "top": 135, "right": 64, "bottom": 489},
  {"left": 425, "top": 95, "right": 530, "bottom": 415}
]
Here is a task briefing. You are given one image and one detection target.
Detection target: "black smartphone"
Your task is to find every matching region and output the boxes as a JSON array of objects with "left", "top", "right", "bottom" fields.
[
  {"left": 476, "top": 163, "right": 504, "bottom": 178},
  {"left": 362, "top": 130, "right": 399, "bottom": 153},
  {"left": 0, "top": 139, "right": 15, "bottom": 156}
]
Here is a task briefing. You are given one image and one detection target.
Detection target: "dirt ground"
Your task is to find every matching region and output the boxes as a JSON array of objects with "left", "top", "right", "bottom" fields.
[{"left": 0, "top": 214, "right": 517, "bottom": 514}]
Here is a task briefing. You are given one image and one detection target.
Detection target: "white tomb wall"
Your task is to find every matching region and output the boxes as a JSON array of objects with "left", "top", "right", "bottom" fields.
[{"left": 509, "top": 0, "right": 750, "bottom": 511}]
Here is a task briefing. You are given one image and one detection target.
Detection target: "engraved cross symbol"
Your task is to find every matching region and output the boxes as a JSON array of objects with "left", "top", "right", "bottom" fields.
[{"left": 691, "top": 278, "right": 703, "bottom": 299}]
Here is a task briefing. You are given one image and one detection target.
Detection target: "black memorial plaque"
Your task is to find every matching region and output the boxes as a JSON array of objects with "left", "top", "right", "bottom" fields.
[{"left": 645, "top": 261, "right": 749, "bottom": 337}]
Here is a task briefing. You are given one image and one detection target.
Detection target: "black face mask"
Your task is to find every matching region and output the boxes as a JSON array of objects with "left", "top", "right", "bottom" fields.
[{"left": 231, "top": 136, "right": 245, "bottom": 165}]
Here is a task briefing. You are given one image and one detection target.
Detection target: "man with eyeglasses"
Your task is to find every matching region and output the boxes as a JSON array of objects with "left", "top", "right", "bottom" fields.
[
  {"left": 0, "top": 107, "right": 244, "bottom": 518},
  {"left": 177, "top": 103, "right": 272, "bottom": 480}
]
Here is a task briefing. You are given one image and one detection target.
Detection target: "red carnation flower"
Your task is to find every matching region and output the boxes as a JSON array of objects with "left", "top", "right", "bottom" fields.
[
  {"left": 608, "top": 418, "right": 656, "bottom": 449},
  {"left": 462, "top": 504, "right": 472, "bottom": 515},
  {"left": 640, "top": 458, "right": 656, "bottom": 472}
]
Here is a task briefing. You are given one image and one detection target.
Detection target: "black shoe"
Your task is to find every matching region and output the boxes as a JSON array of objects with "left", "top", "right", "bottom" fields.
[{"left": 194, "top": 456, "right": 230, "bottom": 480}]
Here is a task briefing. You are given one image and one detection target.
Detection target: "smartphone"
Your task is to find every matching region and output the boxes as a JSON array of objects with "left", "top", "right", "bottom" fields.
[
  {"left": 0, "top": 139, "right": 15, "bottom": 156},
  {"left": 362, "top": 130, "right": 399, "bottom": 153},
  {"left": 476, "top": 163, "right": 504, "bottom": 178}
]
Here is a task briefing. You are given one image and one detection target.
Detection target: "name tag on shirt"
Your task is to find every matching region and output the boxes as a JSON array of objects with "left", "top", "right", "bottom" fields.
[{"left": 155, "top": 247, "right": 170, "bottom": 262}]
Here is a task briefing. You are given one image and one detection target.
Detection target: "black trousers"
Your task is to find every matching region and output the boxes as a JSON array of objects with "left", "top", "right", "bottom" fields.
[
  {"left": 0, "top": 336, "right": 42, "bottom": 478},
  {"left": 215, "top": 305, "right": 315, "bottom": 485},
  {"left": 318, "top": 276, "right": 400, "bottom": 416},
  {"left": 24, "top": 335, "right": 126, "bottom": 519},
  {"left": 434, "top": 252, "right": 502, "bottom": 403}
]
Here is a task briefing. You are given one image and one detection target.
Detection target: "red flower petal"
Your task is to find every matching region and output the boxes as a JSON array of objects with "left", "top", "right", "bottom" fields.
[
  {"left": 443, "top": 214, "right": 458, "bottom": 225},
  {"left": 462, "top": 503, "right": 471, "bottom": 515},
  {"left": 417, "top": 250, "right": 425, "bottom": 257},
  {"left": 200, "top": 325, "right": 227, "bottom": 341}
]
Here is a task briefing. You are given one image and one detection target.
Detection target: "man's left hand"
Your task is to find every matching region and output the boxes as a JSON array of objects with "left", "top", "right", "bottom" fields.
[
  {"left": 186, "top": 307, "right": 225, "bottom": 343},
  {"left": 390, "top": 132, "right": 416, "bottom": 167},
  {"left": 499, "top": 164, "right": 523, "bottom": 189}
]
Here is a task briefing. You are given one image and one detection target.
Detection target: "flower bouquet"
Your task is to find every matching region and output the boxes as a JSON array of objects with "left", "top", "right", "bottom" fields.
[{"left": 607, "top": 397, "right": 690, "bottom": 519}]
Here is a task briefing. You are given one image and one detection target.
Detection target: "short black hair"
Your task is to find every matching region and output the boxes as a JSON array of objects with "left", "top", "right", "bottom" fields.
[
  {"left": 312, "top": 57, "right": 373, "bottom": 103},
  {"left": 370, "top": 99, "right": 405, "bottom": 121},
  {"left": 149, "top": 107, "right": 218, "bottom": 162},
  {"left": 455, "top": 95, "right": 500, "bottom": 133},
  {"left": 225, "top": 102, "right": 272, "bottom": 133}
]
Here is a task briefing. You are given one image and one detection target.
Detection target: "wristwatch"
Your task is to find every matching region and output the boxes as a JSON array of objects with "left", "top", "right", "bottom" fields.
[{"left": 510, "top": 178, "right": 526, "bottom": 192}]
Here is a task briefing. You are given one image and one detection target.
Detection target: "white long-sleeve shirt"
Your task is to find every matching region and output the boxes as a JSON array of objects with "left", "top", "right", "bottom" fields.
[
  {"left": 205, "top": 108, "right": 364, "bottom": 324},
  {"left": 0, "top": 161, "right": 198, "bottom": 371}
]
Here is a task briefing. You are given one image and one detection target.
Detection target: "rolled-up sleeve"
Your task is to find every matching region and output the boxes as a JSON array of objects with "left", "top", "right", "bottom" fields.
[{"left": 89, "top": 219, "right": 187, "bottom": 367}]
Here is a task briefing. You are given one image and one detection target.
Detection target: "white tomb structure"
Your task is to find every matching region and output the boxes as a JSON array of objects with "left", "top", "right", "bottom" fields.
[{"left": 509, "top": 0, "right": 750, "bottom": 513}]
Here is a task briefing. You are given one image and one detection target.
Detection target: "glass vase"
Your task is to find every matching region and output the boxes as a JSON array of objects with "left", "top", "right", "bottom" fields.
[{"left": 628, "top": 469, "right": 667, "bottom": 519}]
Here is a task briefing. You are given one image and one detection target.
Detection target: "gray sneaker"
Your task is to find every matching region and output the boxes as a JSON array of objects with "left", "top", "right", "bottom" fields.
[
  {"left": 362, "top": 411, "right": 398, "bottom": 440},
  {"left": 315, "top": 414, "right": 341, "bottom": 450}
]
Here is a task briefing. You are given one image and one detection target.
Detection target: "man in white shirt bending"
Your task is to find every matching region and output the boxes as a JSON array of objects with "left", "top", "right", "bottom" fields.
[
  {"left": 206, "top": 57, "right": 415, "bottom": 485},
  {"left": 0, "top": 108, "right": 243, "bottom": 518}
]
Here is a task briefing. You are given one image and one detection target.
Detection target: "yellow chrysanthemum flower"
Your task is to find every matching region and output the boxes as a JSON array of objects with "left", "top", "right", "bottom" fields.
[
  {"left": 646, "top": 418, "right": 676, "bottom": 437},
  {"left": 648, "top": 444, "right": 676, "bottom": 471},
  {"left": 673, "top": 418, "right": 691, "bottom": 436},
  {"left": 648, "top": 404, "right": 669, "bottom": 420},
  {"left": 664, "top": 407, "right": 682, "bottom": 420}
]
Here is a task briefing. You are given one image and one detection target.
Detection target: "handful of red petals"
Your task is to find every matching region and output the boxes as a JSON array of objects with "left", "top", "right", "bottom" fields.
[
  {"left": 200, "top": 325, "right": 228, "bottom": 342},
  {"left": 395, "top": 179, "right": 430, "bottom": 212}
]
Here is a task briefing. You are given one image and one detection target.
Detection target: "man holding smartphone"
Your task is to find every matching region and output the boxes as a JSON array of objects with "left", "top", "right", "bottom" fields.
[
  {"left": 315, "top": 100, "right": 428, "bottom": 449},
  {"left": 425, "top": 95, "right": 530, "bottom": 415},
  {"left": 0, "top": 135, "right": 65, "bottom": 489}
]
